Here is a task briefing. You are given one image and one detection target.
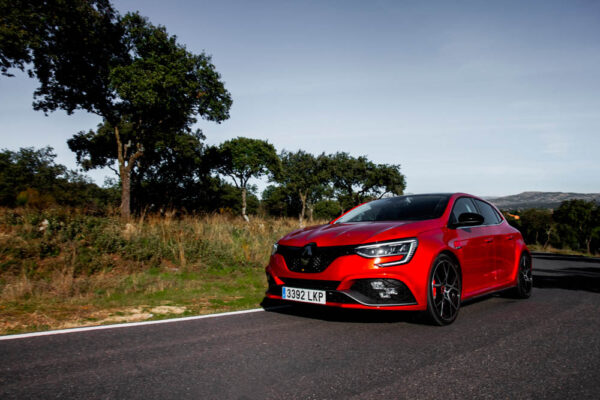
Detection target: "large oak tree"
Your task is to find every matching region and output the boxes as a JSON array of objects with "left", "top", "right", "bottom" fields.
[{"left": 1, "top": 1, "right": 232, "bottom": 218}]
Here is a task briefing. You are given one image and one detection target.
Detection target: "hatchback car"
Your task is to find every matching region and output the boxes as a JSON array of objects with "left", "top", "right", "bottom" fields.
[{"left": 265, "top": 193, "right": 532, "bottom": 325}]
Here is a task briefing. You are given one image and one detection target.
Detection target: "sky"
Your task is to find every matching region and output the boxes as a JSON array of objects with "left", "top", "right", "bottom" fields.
[{"left": 1, "top": 0, "right": 599, "bottom": 197}]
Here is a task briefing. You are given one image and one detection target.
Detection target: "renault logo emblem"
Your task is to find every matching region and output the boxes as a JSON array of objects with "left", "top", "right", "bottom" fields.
[{"left": 300, "top": 243, "right": 315, "bottom": 267}]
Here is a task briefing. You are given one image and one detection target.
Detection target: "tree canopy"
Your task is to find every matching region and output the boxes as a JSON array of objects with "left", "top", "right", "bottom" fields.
[
  {"left": 553, "top": 200, "right": 600, "bottom": 254},
  {"left": 1, "top": 2, "right": 232, "bottom": 219},
  {"left": 0, "top": 146, "right": 116, "bottom": 209},
  {"left": 213, "top": 137, "right": 279, "bottom": 221},
  {"left": 277, "top": 151, "right": 329, "bottom": 224},
  {"left": 327, "top": 152, "right": 406, "bottom": 211}
]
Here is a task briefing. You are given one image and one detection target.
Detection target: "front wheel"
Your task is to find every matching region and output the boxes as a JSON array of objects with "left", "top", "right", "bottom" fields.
[{"left": 424, "top": 254, "right": 461, "bottom": 326}]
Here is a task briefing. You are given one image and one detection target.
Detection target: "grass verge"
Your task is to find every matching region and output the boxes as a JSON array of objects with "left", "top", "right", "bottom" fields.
[
  {"left": 0, "top": 208, "right": 307, "bottom": 335},
  {"left": 528, "top": 244, "right": 598, "bottom": 258}
]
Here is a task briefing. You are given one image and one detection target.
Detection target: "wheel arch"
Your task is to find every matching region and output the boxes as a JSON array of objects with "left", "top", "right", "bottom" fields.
[
  {"left": 512, "top": 245, "right": 532, "bottom": 283},
  {"left": 431, "top": 249, "right": 463, "bottom": 296},
  {"left": 438, "top": 249, "right": 462, "bottom": 279}
]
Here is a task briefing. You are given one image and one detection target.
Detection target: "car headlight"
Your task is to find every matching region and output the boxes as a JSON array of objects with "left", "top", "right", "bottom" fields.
[
  {"left": 355, "top": 239, "right": 418, "bottom": 267},
  {"left": 271, "top": 243, "right": 278, "bottom": 256}
]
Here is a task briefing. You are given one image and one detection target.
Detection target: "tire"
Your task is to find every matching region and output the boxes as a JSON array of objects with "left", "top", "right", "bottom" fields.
[
  {"left": 424, "top": 254, "right": 462, "bottom": 326},
  {"left": 511, "top": 253, "right": 533, "bottom": 299}
]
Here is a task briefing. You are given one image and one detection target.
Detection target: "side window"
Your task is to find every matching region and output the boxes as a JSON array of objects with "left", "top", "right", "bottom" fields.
[
  {"left": 474, "top": 199, "right": 501, "bottom": 225},
  {"left": 450, "top": 197, "right": 477, "bottom": 225}
]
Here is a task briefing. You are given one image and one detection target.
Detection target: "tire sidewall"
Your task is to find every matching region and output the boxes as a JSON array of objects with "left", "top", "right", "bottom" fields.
[
  {"left": 425, "top": 253, "right": 461, "bottom": 326},
  {"left": 516, "top": 253, "right": 532, "bottom": 298}
]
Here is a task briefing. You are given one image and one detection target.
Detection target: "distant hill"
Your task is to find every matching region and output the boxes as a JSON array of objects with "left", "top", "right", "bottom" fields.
[{"left": 488, "top": 191, "right": 600, "bottom": 210}]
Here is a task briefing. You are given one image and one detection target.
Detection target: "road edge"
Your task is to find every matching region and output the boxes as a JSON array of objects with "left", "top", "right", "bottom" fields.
[
  {"left": 0, "top": 307, "right": 288, "bottom": 341},
  {"left": 532, "top": 252, "right": 600, "bottom": 264}
]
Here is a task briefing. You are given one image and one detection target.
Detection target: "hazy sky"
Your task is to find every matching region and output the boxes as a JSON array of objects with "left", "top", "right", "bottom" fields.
[{"left": 1, "top": 0, "right": 599, "bottom": 197}]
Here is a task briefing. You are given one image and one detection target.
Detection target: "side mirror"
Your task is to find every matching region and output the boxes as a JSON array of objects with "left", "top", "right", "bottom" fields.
[{"left": 453, "top": 212, "right": 484, "bottom": 228}]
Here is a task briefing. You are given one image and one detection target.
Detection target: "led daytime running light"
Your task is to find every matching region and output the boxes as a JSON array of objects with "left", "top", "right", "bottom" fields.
[{"left": 355, "top": 239, "right": 418, "bottom": 267}]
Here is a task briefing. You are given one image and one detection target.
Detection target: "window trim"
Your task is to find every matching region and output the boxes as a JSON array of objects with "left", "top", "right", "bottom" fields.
[{"left": 448, "top": 196, "right": 504, "bottom": 229}]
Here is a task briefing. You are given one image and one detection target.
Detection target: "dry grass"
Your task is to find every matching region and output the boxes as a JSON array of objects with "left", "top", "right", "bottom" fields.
[
  {"left": 0, "top": 207, "right": 316, "bottom": 334},
  {"left": 527, "top": 243, "right": 597, "bottom": 257}
]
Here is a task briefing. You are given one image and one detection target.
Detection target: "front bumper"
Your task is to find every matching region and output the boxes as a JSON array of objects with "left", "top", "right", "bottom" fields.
[{"left": 265, "top": 250, "right": 431, "bottom": 311}]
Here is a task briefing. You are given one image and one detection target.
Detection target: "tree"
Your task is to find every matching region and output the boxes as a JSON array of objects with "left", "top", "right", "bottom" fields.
[
  {"left": 261, "top": 184, "right": 297, "bottom": 218},
  {"left": 1, "top": 3, "right": 232, "bottom": 218},
  {"left": 592, "top": 207, "right": 600, "bottom": 255},
  {"left": 277, "top": 151, "right": 330, "bottom": 225},
  {"left": 553, "top": 200, "right": 599, "bottom": 254},
  {"left": 69, "top": 122, "right": 219, "bottom": 213},
  {"left": 130, "top": 131, "right": 214, "bottom": 213},
  {"left": 326, "top": 152, "right": 405, "bottom": 211},
  {"left": 313, "top": 199, "right": 343, "bottom": 221},
  {"left": 0, "top": 146, "right": 116, "bottom": 209},
  {"left": 518, "top": 208, "right": 555, "bottom": 248},
  {"left": 0, "top": 147, "right": 63, "bottom": 204},
  {"left": 213, "top": 137, "right": 279, "bottom": 221}
]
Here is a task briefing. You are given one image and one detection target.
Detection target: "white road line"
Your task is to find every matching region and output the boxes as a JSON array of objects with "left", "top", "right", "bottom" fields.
[{"left": 0, "top": 306, "right": 288, "bottom": 341}]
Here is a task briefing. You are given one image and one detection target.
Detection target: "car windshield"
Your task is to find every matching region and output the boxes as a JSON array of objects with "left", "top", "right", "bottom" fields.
[{"left": 335, "top": 195, "right": 451, "bottom": 223}]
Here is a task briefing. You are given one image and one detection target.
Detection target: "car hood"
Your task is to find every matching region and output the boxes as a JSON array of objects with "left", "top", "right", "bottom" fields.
[{"left": 278, "top": 220, "right": 440, "bottom": 247}]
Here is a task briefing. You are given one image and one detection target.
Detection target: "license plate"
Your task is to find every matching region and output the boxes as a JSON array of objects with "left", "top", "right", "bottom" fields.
[{"left": 282, "top": 286, "right": 326, "bottom": 304}]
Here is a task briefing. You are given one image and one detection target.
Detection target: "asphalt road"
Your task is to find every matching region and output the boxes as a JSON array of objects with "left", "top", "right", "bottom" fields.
[{"left": 1, "top": 256, "right": 599, "bottom": 399}]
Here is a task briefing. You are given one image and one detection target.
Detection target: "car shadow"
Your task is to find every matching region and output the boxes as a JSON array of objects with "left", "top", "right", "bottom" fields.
[{"left": 260, "top": 297, "right": 422, "bottom": 324}]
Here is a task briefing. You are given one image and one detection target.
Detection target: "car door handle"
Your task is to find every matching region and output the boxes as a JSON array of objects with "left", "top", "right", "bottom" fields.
[
  {"left": 484, "top": 238, "right": 494, "bottom": 243},
  {"left": 506, "top": 235, "right": 514, "bottom": 241}
]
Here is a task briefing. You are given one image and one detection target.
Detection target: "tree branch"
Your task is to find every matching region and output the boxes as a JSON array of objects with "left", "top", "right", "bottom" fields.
[
  {"left": 125, "top": 142, "right": 144, "bottom": 173},
  {"left": 228, "top": 174, "right": 240, "bottom": 188},
  {"left": 108, "top": 163, "right": 119, "bottom": 176},
  {"left": 377, "top": 190, "right": 390, "bottom": 200}
]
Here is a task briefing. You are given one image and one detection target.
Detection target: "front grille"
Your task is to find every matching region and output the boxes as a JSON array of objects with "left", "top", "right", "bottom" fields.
[
  {"left": 277, "top": 244, "right": 355, "bottom": 273},
  {"left": 280, "top": 277, "right": 341, "bottom": 291}
]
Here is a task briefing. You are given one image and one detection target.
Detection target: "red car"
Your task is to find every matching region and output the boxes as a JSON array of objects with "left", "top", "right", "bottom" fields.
[{"left": 265, "top": 193, "right": 532, "bottom": 325}]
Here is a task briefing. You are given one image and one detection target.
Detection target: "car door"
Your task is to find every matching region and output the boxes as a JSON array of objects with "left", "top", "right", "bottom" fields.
[
  {"left": 474, "top": 199, "right": 515, "bottom": 284},
  {"left": 449, "top": 197, "right": 495, "bottom": 295}
]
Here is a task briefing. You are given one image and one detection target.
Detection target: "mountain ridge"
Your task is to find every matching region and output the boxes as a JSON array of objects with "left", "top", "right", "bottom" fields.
[{"left": 487, "top": 191, "right": 600, "bottom": 210}]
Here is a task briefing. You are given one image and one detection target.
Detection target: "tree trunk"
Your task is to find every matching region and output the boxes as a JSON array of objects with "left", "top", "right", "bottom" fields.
[
  {"left": 307, "top": 202, "right": 314, "bottom": 222},
  {"left": 241, "top": 187, "right": 249, "bottom": 222},
  {"left": 544, "top": 226, "right": 553, "bottom": 249},
  {"left": 114, "top": 126, "right": 143, "bottom": 220},
  {"left": 120, "top": 172, "right": 131, "bottom": 219},
  {"left": 298, "top": 190, "right": 307, "bottom": 226},
  {"left": 586, "top": 237, "right": 592, "bottom": 255}
]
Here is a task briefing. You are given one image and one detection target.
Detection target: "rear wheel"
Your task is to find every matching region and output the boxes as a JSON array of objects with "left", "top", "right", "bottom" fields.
[
  {"left": 425, "top": 254, "right": 461, "bottom": 326},
  {"left": 511, "top": 253, "right": 533, "bottom": 298}
]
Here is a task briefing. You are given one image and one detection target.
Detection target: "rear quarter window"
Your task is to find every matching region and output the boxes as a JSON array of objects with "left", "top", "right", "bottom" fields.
[{"left": 474, "top": 199, "right": 501, "bottom": 225}]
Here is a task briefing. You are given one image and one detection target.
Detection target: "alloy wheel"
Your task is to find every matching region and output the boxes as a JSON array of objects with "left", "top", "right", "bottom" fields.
[
  {"left": 518, "top": 254, "right": 533, "bottom": 297},
  {"left": 430, "top": 256, "right": 461, "bottom": 323}
]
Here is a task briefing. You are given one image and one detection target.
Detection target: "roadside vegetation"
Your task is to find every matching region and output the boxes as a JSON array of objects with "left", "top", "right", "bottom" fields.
[
  {"left": 0, "top": 207, "right": 308, "bottom": 334},
  {"left": 503, "top": 200, "right": 600, "bottom": 256}
]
